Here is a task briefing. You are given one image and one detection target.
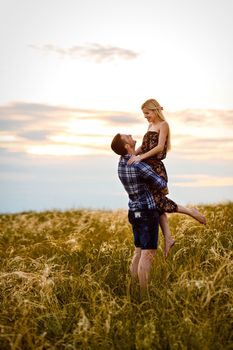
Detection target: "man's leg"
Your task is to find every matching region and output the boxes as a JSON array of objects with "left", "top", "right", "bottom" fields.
[
  {"left": 129, "top": 209, "right": 159, "bottom": 294},
  {"left": 130, "top": 247, "right": 141, "bottom": 282},
  {"left": 138, "top": 249, "right": 156, "bottom": 292}
]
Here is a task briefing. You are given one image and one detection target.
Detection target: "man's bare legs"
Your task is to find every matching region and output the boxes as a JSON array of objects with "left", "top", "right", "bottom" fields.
[
  {"left": 138, "top": 249, "right": 156, "bottom": 292},
  {"left": 130, "top": 248, "right": 156, "bottom": 294},
  {"left": 130, "top": 247, "right": 141, "bottom": 283},
  {"left": 177, "top": 205, "right": 206, "bottom": 224},
  {"left": 159, "top": 213, "right": 175, "bottom": 258}
]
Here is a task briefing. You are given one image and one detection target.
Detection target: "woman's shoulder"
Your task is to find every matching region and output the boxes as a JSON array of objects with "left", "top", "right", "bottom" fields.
[
  {"left": 159, "top": 120, "right": 169, "bottom": 131},
  {"left": 160, "top": 120, "right": 169, "bottom": 127}
]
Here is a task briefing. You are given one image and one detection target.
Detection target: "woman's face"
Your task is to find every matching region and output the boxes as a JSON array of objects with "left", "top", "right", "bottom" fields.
[{"left": 142, "top": 107, "right": 156, "bottom": 123}]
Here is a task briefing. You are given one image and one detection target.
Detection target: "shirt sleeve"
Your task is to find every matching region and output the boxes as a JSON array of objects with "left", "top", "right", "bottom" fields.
[{"left": 136, "top": 162, "right": 167, "bottom": 190}]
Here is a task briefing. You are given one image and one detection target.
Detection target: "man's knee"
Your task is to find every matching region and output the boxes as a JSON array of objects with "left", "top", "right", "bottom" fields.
[
  {"left": 133, "top": 247, "right": 141, "bottom": 258},
  {"left": 140, "top": 249, "right": 156, "bottom": 263}
]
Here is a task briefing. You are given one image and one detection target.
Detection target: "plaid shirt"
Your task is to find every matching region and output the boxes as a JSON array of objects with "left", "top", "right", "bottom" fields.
[{"left": 118, "top": 154, "right": 167, "bottom": 211}]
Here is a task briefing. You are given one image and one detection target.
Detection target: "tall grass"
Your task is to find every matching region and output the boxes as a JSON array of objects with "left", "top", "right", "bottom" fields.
[{"left": 0, "top": 203, "right": 232, "bottom": 349}]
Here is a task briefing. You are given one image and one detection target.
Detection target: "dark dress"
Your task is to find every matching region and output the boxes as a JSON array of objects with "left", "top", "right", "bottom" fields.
[{"left": 141, "top": 131, "right": 178, "bottom": 214}]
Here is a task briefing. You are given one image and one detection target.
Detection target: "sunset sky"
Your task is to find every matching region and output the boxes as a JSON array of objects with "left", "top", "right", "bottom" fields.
[{"left": 1, "top": 0, "right": 233, "bottom": 213}]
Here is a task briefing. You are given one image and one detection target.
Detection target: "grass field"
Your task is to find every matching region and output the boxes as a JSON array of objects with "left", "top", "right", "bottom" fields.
[{"left": 0, "top": 203, "right": 232, "bottom": 349}]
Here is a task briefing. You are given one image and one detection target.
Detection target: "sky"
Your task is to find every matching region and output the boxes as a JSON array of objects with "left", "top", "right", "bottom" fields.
[{"left": 0, "top": 0, "right": 233, "bottom": 213}]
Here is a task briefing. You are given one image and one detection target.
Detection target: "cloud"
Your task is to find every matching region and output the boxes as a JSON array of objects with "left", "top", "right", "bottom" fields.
[
  {"left": 19, "top": 131, "right": 49, "bottom": 141},
  {"left": 165, "top": 109, "right": 233, "bottom": 159},
  {"left": 0, "top": 101, "right": 94, "bottom": 119},
  {"left": 171, "top": 174, "right": 233, "bottom": 187},
  {"left": 0, "top": 101, "right": 138, "bottom": 124},
  {"left": 0, "top": 101, "right": 138, "bottom": 136},
  {"left": 170, "top": 134, "right": 233, "bottom": 160},
  {"left": 167, "top": 109, "right": 233, "bottom": 128},
  {"left": 0, "top": 101, "right": 232, "bottom": 159},
  {"left": 0, "top": 101, "right": 140, "bottom": 155},
  {"left": 29, "top": 43, "right": 140, "bottom": 63}
]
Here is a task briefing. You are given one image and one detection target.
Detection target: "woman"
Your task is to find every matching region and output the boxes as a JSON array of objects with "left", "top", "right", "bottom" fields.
[{"left": 128, "top": 98, "right": 206, "bottom": 258}]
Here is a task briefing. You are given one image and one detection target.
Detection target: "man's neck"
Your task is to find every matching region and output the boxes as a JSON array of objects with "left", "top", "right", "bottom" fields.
[{"left": 127, "top": 148, "right": 136, "bottom": 155}]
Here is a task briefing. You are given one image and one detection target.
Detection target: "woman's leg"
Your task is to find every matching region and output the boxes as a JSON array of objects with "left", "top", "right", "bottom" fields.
[
  {"left": 159, "top": 213, "right": 175, "bottom": 258},
  {"left": 176, "top": 205, "right": 206, "bottom": 224}
]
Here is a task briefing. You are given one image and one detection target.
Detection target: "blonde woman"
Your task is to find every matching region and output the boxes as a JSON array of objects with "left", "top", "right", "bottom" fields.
[{"left": 128, "top": 99, "right": 206, "bottom": 257}]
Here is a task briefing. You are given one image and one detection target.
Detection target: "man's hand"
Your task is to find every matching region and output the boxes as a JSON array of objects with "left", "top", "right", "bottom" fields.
[{"left": 127, "top": 155, "right": 141, "bottom": 165}]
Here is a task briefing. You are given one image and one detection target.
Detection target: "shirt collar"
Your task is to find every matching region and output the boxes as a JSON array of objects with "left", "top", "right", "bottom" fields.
[
  {"left": 122, "top": 154, "right": 131, "bottom": 159},
  {"left": 122, "top": 153, "right": 136, "bottom": 159}
]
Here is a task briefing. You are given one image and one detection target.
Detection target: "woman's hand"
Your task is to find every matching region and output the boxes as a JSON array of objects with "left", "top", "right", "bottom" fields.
[{"left": 127, "top": 155, "right": 141, "bottom": 165}]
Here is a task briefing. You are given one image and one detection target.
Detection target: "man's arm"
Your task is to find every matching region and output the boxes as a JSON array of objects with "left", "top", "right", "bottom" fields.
[{"left": 136, "top": 162, "right": 167, "bottom": 190}]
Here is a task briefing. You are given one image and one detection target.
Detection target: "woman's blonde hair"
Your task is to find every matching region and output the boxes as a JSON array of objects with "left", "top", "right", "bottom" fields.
[{"left": 141, "top": 98, "right": 171, "bottom": 151}]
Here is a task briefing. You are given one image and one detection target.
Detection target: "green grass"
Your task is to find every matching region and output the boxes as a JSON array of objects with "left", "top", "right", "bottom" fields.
[{"left": 0, "top": 203, "right": 232, "bottom": 349}]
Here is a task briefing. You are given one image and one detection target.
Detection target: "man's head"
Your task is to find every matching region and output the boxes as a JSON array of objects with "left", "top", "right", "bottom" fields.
[{"left": 111, "top": 133, "right": 136, "bottom": 155}]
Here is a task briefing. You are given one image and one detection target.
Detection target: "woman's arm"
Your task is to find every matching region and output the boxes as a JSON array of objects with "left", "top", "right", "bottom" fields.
[
  {"left": 128, "top": 122, "right": 169, "bottom": 164},
  {"left": 140, "top": 122, "right": 168, "bottom": 161},
  {"left": 135, "top": 146, "right": 142, "bottom": 155}
]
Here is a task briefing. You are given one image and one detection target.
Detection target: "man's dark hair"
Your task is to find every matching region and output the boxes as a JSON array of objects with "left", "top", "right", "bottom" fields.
[{"left": 111, "top": 133, "right": 128, "bottom": 156}]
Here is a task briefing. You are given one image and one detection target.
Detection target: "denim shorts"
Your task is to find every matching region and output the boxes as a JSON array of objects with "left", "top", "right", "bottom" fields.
[{"left": 128, "top": 209, "right": 160, "bottom": 249}]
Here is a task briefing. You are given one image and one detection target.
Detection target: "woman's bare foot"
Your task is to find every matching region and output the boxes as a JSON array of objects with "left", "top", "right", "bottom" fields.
[
  {"left": 190, "top": 207, "right": 206, "bottom": 225},
  {"left": 165, "top": 238, "right": 175, "bottom": 259}
]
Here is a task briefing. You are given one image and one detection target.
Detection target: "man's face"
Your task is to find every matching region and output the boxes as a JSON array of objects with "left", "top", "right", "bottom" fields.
[{"left": 120, "top": 134, "right": 136, "bottom": 148}]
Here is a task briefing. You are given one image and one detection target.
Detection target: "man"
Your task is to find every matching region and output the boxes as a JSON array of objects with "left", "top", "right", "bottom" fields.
[{"left": 111, "top": 133, "right": 167, "bottom": 293}]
